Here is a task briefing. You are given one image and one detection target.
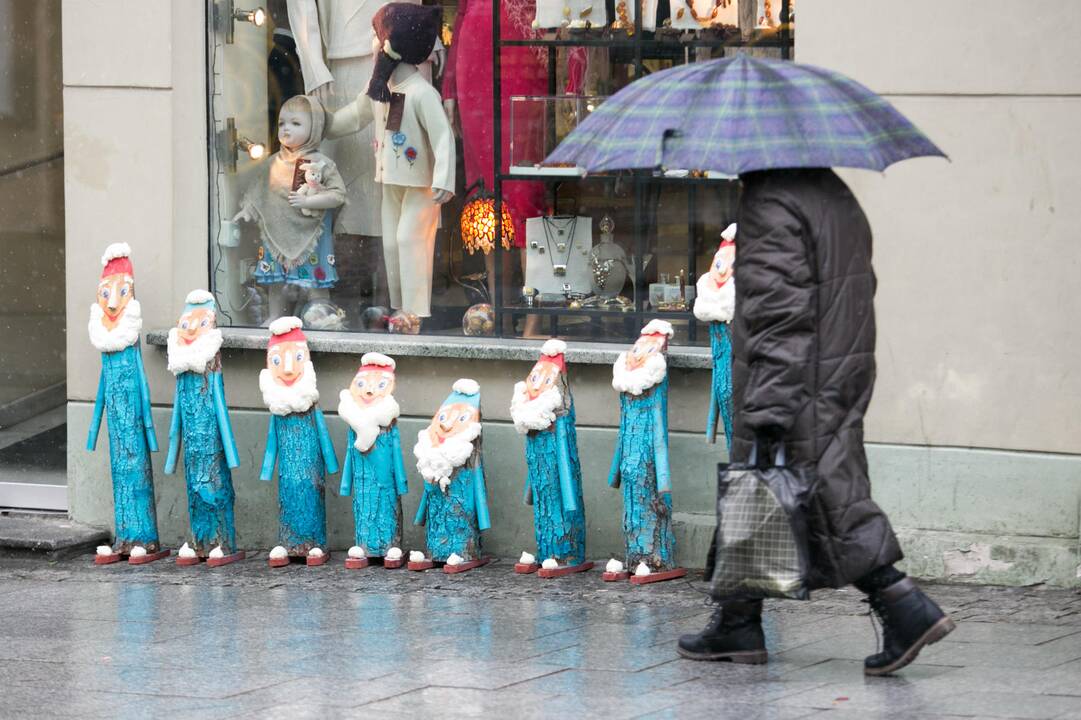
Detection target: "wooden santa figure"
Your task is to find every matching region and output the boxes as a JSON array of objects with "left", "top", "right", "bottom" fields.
[
  {"left": 693, "top": 223, "right": 736, "bottom": 447},
  {"left": 258, "top": 317, "right": 339, "bottom": 567},
  {"left": 87, "top": 243, "right": 167, "bottom": 565},
  {"left": 337, "top": 352, "right": 409, "bottom": 569},
  {"left": 605, "top": 319, "right": 686, "bottom": 584},
  {"left": 164, "top": 290, "right": 244, "bottom": 567},
  {"left": 410, "top": 379, "right": 490, "bottom": 574},
  {"left": 510, "top": 339, "right": 592, "bottom": 578}
]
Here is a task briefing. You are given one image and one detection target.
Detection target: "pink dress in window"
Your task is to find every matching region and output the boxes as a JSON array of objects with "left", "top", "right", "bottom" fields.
[{"left": 443, "top": 0, "right": 547, "bottom": 249}]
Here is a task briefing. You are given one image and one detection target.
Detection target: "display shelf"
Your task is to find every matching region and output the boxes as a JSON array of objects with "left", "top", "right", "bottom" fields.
[{"left": 491, "top": 0, "right": 793, "bottom": 343}]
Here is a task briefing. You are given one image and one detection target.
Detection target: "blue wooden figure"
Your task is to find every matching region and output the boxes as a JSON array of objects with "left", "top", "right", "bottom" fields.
[
  {"left": 87, "top": 243, "right": 167, "bottom": 565},
  {"left": 606, "top": 320, "right": 687, "bottom": 585},
  {"left": 164, "top": 290, "right": 244, "bottom": 567},
  {"left": 258, "top": 317, "right": 339, "bottom": 567},
  {"left": 693, "top": 223, "right": 737, "bottom": 447},
  {"left": 337, "top": 352, "right": 408, "bottom": 569},
  {"left": 411, "top": 379, "right": 491, "bottom": 574},
  {"left": 509, "top": 340, "right": 592, "bottom": 578}
]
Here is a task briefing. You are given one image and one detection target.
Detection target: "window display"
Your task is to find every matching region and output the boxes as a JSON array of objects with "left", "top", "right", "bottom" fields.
[{"left": 207, "top": 0, "right": 794, "bottom": 345}]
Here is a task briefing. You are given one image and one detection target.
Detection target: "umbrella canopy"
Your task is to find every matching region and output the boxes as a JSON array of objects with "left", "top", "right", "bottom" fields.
[{"left": 545, "top": 55, "right": 946, "bottom": 174}]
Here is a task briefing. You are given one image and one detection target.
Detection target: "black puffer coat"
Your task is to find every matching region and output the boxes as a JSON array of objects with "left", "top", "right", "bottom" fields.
[{"left": 731, "top": 168, "right": 902, "bottom": 590}]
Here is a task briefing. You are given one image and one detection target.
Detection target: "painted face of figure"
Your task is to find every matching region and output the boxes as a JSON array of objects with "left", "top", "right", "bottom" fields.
[
  {"left": 626, "top": 334, "right": 666, "bottom": 371},
  {"left": 708, "top": 243, "right": 736, "bottom": 288},
  {"left": 277, "top": 107, "right": 312, "bottom": 151},
  {"left": 427, "top": 402, "right": 479, "bottom": 445},
  {"left": 523, "top": 360, "right": 560, "bottom": 401},
  {"left": 350, "top": 369, "right": 395, "bottom": 405},
  {"left": 97, "top": 273, "right": 134, "bottom": 328},
  {"left": 267, "top": 341, "right": 308, "bottom": 386},
  {"left": 176, "top": 308, "right": 215, "bottom": 345}
]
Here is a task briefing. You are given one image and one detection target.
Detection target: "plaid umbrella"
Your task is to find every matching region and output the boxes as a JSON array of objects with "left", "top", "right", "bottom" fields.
[{"left": 545, "top": 55, "right": 946, "bottom": 174}]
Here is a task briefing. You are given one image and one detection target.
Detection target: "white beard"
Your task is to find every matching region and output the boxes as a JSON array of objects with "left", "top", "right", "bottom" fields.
[
  {"left": 414, "top": 422, "right": 481, "bottom": 490},
  {"left": 88, "top": 300, "right": 142, "bottom": 352},
  {"left": 693, "top": 274, "right": 735, "bottom": 323},
  {"left": 166, "top": 327, "right": 224, "bottom": 375},
  {"left": 259, "top": 362, "right": 319, "bottom": 416},
  {"left": 509, "top": 382, "right": 563, "bottom": 434},
  {"left": 337, "top": 390, "right": 400, "bottom": 452},
  {"left": 612, "top": 351, "right": 667, "bottom": 396}
]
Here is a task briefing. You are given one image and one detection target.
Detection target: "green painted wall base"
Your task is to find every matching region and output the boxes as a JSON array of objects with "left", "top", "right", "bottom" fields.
[{"left": 67, "top": 402, "right": 1081, "bottom": 586}]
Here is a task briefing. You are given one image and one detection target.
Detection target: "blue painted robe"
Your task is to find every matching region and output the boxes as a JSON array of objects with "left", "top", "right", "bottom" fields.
[
  {"left": 260, "top": 408, "right": 339, "bottom": 554},
  {"left": 706, "top": 321, "right": 734, "bottom": 447},
  {"left": 86, "top": 342, "right": 160, "bottom": 552},
  {"left": 414, "top": 454, "right": 491, "bottom": 562},
  {"left": 523, "top": 401, "right": 587, "bottom": 566},
  {"left": 340, "top": 423, "right": 408, "bottom": 555},
  {"left": 607, "top": 377, "right": 676, "bottom": 571},
  {"left": 164, "top": 368, "right": 241, "bottom": 555}
]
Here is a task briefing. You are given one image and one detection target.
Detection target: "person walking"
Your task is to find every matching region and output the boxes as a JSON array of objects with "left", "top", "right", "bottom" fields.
[{"left": 677, "top": 168, "right": 955, "bottom": 676}]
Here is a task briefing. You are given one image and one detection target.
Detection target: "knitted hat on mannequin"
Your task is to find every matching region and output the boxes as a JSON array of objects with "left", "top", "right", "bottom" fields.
[
  {"left": 101, "top": 243, "right": 133, "bottom": 278},
  {"left": 366, "top": 3, "right": 442, "bottom": 103},
  {"left": 358, "top": 352, "right": 396, "bottom": 375},
  {"left": 443, "top": 378, "right": 480, "bottom": 409},
  {"left": 538, "top": 339, "right": 567, "bottom": 373}
]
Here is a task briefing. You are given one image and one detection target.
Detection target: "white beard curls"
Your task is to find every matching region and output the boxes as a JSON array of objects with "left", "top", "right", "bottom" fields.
[
  {"left": 509, "top": 381, "right": 563, "bottom": 434},
  {"left": 88, "top": 300, "right": 143, "bottom": 352},
  {"left": 259, "top": 362, "right": 319, "bottom": 416},
  {"left": 166, "top": 327, "right": 224, "bottom": 375},
  {"left": 693, "top": 274, "right": 735, "bottom": 323},
  {"left": 612, "top": 351, "right": 667, "bottom": 396},
  {"left": 414, "top": 422, "right": 481, "bottom": 491},
  {"left": 337, "top": 389, "right": 400, "bottom": 452}
]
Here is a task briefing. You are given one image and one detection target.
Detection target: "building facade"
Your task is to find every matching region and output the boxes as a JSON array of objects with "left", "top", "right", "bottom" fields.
[{"left": 45, "top": 0, "right": 1081, "bottom": 585}]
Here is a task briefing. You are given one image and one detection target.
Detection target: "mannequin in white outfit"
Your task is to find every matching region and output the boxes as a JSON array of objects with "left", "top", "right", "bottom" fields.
[
  {"left": 287, "top": 0, "right": 443, "bottom": 321},
  {"left": 325, "top": 4, "right": 454, "bottom": 321}
]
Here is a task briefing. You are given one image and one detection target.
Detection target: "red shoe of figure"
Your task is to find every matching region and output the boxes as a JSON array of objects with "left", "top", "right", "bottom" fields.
[
  {"left": 443, "top": 556, "right": 491, "bottom": 574},
  {"left": 207, "top": 550, "right": 246, "bottom": 567},
  {"left": 306, "top": 549, "right": 329, "bottom": 566},
  {"left": 539, "top": 560, "right": 594, "bottom": 579},
  {"left": 407, "top": 551, "right": 434, "bottom": 571},
  {"left": 128, "top": 548, "right": 170, "bottom": 565},
  {"left": 94, "top": 545, "right": 122, "bottom": 565},
  {"left": 602, "top": 558, "right": 630, "bottom": 582}
]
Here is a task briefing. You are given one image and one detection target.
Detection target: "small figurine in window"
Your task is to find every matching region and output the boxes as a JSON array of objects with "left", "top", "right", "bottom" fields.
[
  {"left": 410, "top": 379, "right": 490, "bottom": 573},
  {"left": 337, "top": 352, "right": 408, "bottom": 569},
  {"left": 87, "top": 243, "right": 167, "bottom": 565},
  {"left": 164, "top": 290, "right": 244, "bottom": 567},
  {"left": 233, "top": 95, "right": 347, "bottom": 319},
  {"left": 693, "top": 223, "right": 736, "bottom": 447},
  {"left": 510, "top": 340, "right": 592, "bottom": 578},
  {"left": 259, "top": 317, "right": 339, "bottom": 567},
  {"left": 605, "top": 320, "right": 687, "bottom": 584},
  {"left": 326, "top": 3, "right": 455, "bottom": 323}
]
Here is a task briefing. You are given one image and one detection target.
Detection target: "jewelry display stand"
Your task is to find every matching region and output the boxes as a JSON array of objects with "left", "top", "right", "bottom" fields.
[{"left": 491, "top": 1, "right": 793, "bottom": 342}]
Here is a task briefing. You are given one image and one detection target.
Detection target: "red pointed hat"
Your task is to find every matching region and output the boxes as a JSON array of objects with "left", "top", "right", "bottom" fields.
[
  {"left": 101, "top": 243, "right": 133, "bottom": 278},
  {"left": 268, "top": 316, "right": 306, "bottom": 346},
  {"left": 640, "top": 319, "right": 675, "bottom": 347},
  {"left": 358, "top": 352, "right": 396, "bottom": 375},
  {"left": 719, "top": 222, "right": 737, "bottom": 249},
  {"left": 538, "top": 339, "right": 567, "bottom": 372}
]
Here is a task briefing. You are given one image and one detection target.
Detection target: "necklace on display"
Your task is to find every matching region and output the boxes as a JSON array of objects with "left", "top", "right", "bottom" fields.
[{"left": 541, "top": 216, "right": 578, "bottom": 276}]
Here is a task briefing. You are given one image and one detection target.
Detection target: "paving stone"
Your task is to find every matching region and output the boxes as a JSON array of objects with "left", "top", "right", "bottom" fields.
[{"left": 927, "top": 691, "right": 1081, "bottom": 719}]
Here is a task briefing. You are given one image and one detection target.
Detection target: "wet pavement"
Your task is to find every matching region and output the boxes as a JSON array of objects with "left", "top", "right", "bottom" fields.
[{"left": 1, "top": 556, "right": 1080, "bottom": 719}]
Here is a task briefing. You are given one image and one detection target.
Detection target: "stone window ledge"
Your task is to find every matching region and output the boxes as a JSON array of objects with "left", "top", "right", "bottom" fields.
[{"left": 146, "top": 328, "right": 712, "bottom": 369}]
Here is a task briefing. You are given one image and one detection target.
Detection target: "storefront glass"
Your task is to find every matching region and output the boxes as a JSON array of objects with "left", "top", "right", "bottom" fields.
[{"left": 207, "top": 0, "right": 793, "bottom": 344}]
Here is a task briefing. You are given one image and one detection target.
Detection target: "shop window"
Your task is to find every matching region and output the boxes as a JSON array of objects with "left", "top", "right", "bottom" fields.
[{"left": 206, "top": 0, "right": 793, "bottom": 345}]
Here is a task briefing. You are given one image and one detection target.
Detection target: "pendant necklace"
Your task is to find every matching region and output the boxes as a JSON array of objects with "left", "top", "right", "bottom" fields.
[{"left": 542, "top": 216, "right": 578, "bottom": 276}]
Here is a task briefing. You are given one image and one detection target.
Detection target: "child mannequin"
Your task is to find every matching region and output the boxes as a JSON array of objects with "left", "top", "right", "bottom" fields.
[
  {"left": 234, "top": 95, "right": 347, "bottom": 320},
  {"left": 325, "top": 3, "right": 454, "bottom": 323}
]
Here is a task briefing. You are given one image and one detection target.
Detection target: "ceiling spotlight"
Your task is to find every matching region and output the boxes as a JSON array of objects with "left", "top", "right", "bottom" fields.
[
  {"left": 219, "top": 118, "right": 266, "bottom": 173},
  {"left": 235, "top": 7, "right": 266, "bottom": 27},
  {"left": 218, "top": 1, "right": 266, "bottom": 43}
]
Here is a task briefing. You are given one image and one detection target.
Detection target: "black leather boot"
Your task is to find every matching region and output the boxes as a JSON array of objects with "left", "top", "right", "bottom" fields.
[
  {"left": 864, "top": 577, "right": 955, "bottom": 676},
  {"left": 677, "top": 600, "right": 767, "bottom": 663}
]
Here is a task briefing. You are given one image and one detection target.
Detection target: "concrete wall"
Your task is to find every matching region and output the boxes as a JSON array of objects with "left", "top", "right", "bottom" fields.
[
  {"left": 798, "top": 0, "right": 1081, "bottom": 456},
  {"left": 61, "top": 0, "right": 1081, "bottom": 585}
]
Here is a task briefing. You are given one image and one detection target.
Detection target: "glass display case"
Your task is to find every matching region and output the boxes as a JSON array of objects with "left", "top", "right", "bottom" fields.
[{"left": 509, "top": 95, "right": 607, "bottom": 176}]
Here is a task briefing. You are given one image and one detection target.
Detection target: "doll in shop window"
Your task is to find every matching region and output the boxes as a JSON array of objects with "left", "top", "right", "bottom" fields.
[{"left": 233, "top": 94, "right": 347, "bottom": 320}]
